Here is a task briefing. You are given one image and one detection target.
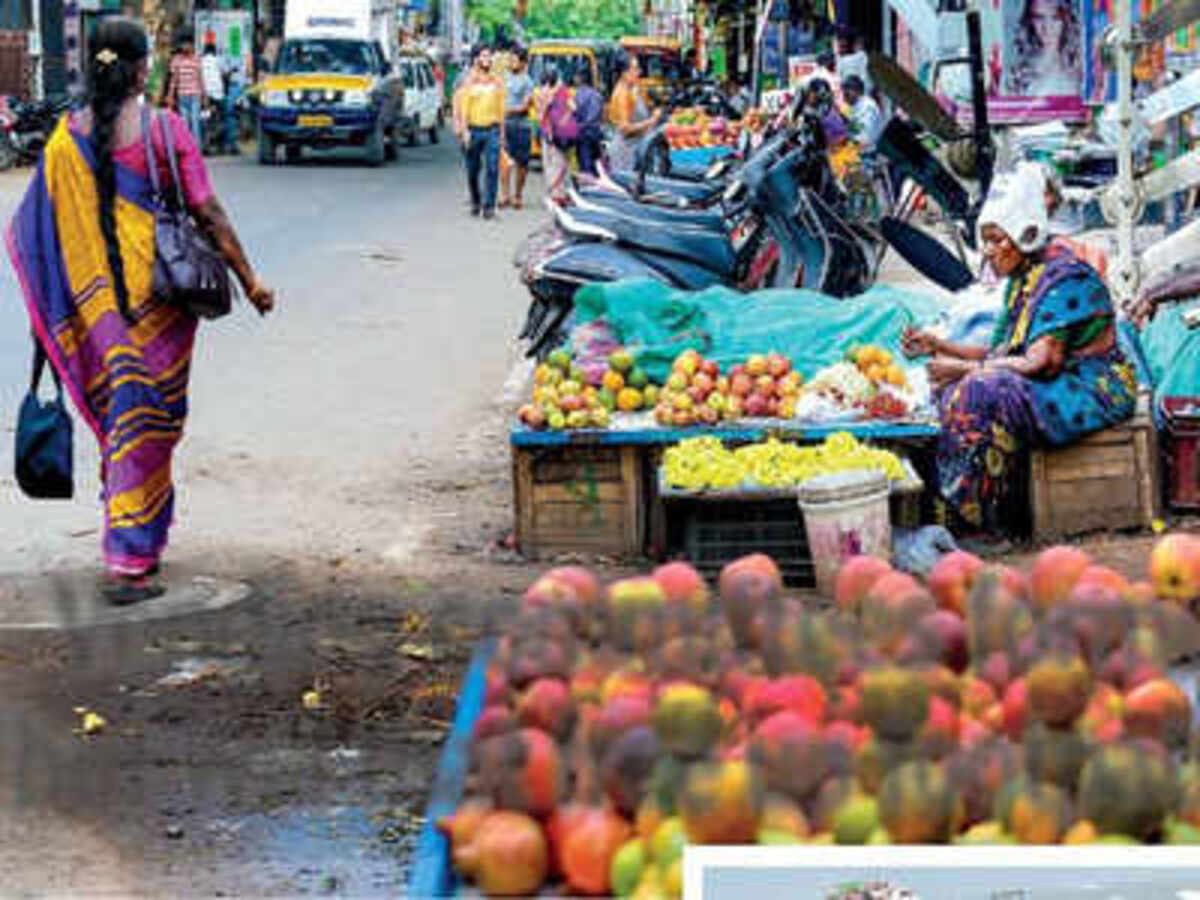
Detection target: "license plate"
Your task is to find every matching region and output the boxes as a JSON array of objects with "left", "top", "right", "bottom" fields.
[{"left": 297, "top": 114, "right": 333, "bottom": 128}]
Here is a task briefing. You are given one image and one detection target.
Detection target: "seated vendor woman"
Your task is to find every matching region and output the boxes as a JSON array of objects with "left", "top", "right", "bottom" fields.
[{"left": 901, "top": 166, "right": 1137, "bottom": 548}]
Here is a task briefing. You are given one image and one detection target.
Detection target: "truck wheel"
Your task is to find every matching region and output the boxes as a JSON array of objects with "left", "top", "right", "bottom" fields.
[
  {"left": 257, "top": 124, "right": 275, "bottom": 165},
  {"left": 407, "top": 116, "right": 419, "bottom": 147},
  {"left": 365, "top": 119, "right": 386, "bottom": 166},
  {"left": 384, "top": 128, "right": 398, "bottom": 161},
  {"left": 429, "top": 110, "right": 442, "bottom": 144},
  {"left": 285, "top": 144, "right": 302, "bottom": 164}
]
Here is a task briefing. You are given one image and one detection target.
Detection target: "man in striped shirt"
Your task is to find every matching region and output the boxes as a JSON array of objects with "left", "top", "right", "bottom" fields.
[{"left": 169, "top": 36, "right": 206, "bottom": 143}]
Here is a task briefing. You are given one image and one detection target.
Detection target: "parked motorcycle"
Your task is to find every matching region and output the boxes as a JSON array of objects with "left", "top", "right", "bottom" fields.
[
  {"left": 518, "top": 117, "right": 882, "bottom": 360},
  {"left": 0, "top": 94, "right": 72, "bottom": 170}
]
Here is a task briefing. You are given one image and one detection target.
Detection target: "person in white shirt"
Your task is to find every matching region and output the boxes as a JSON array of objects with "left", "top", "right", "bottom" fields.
[{"left": 843, "top": 74, "right": 882, "bottom": 149}]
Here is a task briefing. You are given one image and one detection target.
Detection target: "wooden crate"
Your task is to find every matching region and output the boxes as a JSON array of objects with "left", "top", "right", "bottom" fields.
[
  {"left": 1030, "top": 414, "right": 1159, "bottom": 542},
  {"left": 513, "top": 444, "right": 645, "bottom": 559}
]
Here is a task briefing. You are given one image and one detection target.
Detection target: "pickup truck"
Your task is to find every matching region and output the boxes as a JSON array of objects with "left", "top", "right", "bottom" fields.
[{"left": 256, "top": 36, "right": 407, "bottom": 165}]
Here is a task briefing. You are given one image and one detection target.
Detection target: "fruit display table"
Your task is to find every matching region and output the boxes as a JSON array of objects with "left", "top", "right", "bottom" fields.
[{"left": 511, "top": 417, "right": 941, "bottom": 562}]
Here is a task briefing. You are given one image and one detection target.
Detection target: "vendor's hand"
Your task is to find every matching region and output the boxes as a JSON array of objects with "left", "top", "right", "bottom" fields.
[
  {"left": 1130, "top": 296, "right": 1156, "bottom": 328},
  {"left": 901, "top": 327, "right": 940, "bottom": 359},
  {"left": 927, "top": 356, "right": 974, "bottom": 388}
]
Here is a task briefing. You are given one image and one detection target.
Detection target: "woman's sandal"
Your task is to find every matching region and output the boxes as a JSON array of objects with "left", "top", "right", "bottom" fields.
[
  {"left": 513, "top": 197, "right": 523, "bottom": 210},
  {"left": 102, "top": 573, "right": 166, "bottom": 607}
]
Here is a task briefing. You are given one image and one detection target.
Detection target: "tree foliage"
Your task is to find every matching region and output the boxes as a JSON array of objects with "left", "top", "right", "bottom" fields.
[{"left": 467, "top": 0, "right": 643, "bottom": 41}]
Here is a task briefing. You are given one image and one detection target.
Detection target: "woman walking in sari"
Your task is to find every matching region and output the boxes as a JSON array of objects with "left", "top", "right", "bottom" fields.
[
  {"left": 540, "top": 66, "right": 572, "bottom": 205},
  {"left": 902, "top": 167, "right": 1136, "bottom": 548},
  {"left": 8, "top": 19, "right": 274, "bottom": 604}
]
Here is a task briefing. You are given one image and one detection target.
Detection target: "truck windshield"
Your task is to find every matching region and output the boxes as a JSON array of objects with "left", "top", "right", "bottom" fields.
[{"left": 277, "top": 39, "right": 376, "bottom": 75}]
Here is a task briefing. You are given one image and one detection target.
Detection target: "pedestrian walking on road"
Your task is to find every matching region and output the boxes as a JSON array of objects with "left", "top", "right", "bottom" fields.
[
  {"left": 540, "top": 66, "right": 574, "bottom": 204},
  {"left": 456, "top": 44, "right": 505, "bottom": 219},
  {"left": 200, "top": 41, "right": 226, "bottom": 153},
  {"left": 500, "top": 46, "right": 533, "bottom": 210},
  {"left": 168, "top": 34, "right": 205, "bottom": 142},
  {"left": 7, "top": 18, "right": 275, "bottom": 605},
  {"left": 573, "top": 66, "right": 605, "bottom": 175}
]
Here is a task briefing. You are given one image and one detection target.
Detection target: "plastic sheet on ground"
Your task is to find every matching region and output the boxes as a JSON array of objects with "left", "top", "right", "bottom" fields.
[{"left": 572, "top": 279, "right": 944, "bottom": 385}]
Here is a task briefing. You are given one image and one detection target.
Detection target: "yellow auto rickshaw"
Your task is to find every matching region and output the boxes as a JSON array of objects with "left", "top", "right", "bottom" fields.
[{"left": 618, "top": 36, "right": 683, "bottom": 105}]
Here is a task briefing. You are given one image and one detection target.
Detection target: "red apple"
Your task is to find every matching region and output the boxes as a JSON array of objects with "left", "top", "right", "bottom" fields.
[
  {"left": 746, "top": 354, "right": 768, "bottom": 377},
  {"left": 744, "top": 394, "right": 769, "bottom": 417},
  {"left": 730, "top": 373, "right": 754, "bottom": 397},
  {"left": 755, "top": 375, "right": 776, "bottom": 397},
  {"left": 766, "top": 352, "right": 791, "bottom": 378}
]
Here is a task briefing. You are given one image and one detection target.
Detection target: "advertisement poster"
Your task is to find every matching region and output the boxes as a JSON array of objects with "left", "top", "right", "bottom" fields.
[
  {"left": 193, "top": 10, "right": 253, "bottom": 82},
  {"left": 1003, "top": 0, "right": 1085, "bottom": 97}
]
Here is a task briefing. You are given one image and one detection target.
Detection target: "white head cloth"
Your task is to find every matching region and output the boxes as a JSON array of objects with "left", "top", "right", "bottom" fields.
[{"left": 976, "top": 164, "right": 1051, "bottom": 254}]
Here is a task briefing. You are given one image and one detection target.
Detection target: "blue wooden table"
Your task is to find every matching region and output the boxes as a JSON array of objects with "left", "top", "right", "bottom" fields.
[
  {"left": 510, "top": 417, "right": 941, "bottom": 448},
  {"left": 407, "top": 639, "right": 495, "bottom": 898}
]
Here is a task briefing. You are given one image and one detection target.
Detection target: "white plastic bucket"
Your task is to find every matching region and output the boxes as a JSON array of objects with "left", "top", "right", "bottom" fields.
[{"left": 798, "top": 469, "right": 892, "bottom": 598}]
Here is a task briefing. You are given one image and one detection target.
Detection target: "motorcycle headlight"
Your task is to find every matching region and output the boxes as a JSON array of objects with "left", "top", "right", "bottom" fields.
[
  {"left": 263, "top": 90, "right": 288, "bottom": 108},
  {"left": 342, "top": 89, "right": 369, "bottom": 107}
]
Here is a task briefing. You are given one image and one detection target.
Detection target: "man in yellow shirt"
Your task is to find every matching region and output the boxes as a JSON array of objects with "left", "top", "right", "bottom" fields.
[{"left": 455, "top": 44, "right": 507, "bottom": 219}]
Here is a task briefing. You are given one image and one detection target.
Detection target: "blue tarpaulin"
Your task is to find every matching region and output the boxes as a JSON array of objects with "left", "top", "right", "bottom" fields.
[{"left": 572, "top": 279, "right": 943, "bottom": 384}]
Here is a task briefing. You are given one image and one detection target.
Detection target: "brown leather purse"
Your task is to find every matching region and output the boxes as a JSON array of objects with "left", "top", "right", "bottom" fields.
[{"left": 142, "top": 106, "right": 233, "bottom": 320}]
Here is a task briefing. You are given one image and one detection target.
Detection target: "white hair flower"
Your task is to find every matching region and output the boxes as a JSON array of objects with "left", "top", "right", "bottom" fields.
[{"left": 95, "top": 49, "right": 118, "bottom": 66}]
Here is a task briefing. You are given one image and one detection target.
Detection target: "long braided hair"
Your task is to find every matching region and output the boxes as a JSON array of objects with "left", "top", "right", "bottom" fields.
[{"left": 87, "top": 18, "right": 149, "bottom": 323}]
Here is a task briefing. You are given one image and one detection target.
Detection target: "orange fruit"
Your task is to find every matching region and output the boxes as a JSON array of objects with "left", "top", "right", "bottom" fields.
[{"left": 603, "top": 370, "right": 625, "bottom": 393}]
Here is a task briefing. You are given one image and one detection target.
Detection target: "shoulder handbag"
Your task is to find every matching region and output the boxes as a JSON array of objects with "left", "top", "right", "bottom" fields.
[
  {"left": 15, "top": 337, "right": 73, "bottom": 500},
  {"left": 143, "top": 107, "right": 234, "bottom": 320}
]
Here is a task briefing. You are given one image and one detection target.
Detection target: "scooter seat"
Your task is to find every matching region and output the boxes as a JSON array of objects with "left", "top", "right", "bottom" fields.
[
  {"left": 607, "top": 169, "right": 724, "bottom": 204},
  {"left": 569, "top": 191, "right": 728, "bottom": 232},
  {"left": 561, "top": 206, "right": 737, "bottom": 277}
]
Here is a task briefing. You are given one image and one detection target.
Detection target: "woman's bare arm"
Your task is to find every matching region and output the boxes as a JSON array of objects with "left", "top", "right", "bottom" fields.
[
  {"left": 191, "top": 196, "right": 274, "bottom": 313},
  {"left": 984, "top": 334, "right": 1065, "bottom": 378}
]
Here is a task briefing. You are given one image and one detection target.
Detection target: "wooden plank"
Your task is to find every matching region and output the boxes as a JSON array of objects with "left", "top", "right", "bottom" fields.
[
  {"left": 529, "top": 482, "right": 626, "bottom": 504},
  {"left": 407, "top": 638, "right": 495, "bottom": 898},
  {"left": 620, "top": 445, "right": 645, "bottom": 557},
  {"left": 513, "top": 446, "right": 535, "bottom": 558}
]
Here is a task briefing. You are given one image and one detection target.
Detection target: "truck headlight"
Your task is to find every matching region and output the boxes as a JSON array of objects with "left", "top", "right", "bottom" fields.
[
  {"left": 263, "top": 90, "right": 288, "bottom": 108},
  {"left": 342, "top": 89, "right": 369, "bottom": 107}
]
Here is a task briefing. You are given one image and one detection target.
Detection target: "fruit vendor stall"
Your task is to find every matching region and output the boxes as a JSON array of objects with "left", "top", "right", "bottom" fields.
[
  {"left": 408, "top": 539, "right": 1200, "bottom": 897},
  {"left": 510, "top": 283, "right": 949, "bottom": 575}
]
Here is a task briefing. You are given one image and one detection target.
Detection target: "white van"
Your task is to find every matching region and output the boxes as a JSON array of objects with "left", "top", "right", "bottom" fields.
[{"left": 395, "top": 51, "right": 442, "bottom": 144}]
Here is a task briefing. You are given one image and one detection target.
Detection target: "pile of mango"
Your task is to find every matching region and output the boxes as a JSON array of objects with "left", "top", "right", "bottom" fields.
[{"left": 435, "top": 533, "right": 1200, "bottom": 897}]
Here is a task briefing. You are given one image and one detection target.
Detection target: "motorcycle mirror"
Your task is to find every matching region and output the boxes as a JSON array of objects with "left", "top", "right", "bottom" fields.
[
  {"left": 880, "top": 217, "right": 975, "bottom": 293},
  {"left": 876, "top": 119, "right": 971, "bottom": 222},
  {"left": 723, "top": 179, "right": 744, "bottom": 204},
  {"left": 868, "top": 53, "right": 963, "bottom": 142}
]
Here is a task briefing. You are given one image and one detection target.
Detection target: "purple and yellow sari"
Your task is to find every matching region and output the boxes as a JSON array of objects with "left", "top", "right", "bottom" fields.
[
  {"left": 7, "top": 118, "right": 197, "bottom": 576},
  {"left": 936, "top": 250, "right": 1137, "bottom": 535}
]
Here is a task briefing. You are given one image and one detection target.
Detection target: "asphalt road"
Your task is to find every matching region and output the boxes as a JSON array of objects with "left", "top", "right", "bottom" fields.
[{"left": 0, "top": 136, "right": 540, "bottom": 577}]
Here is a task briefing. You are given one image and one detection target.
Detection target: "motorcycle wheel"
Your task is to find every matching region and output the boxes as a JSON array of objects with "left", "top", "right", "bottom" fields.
[{"left": 0, "top": 132, "right": 19, "bottom": 171}]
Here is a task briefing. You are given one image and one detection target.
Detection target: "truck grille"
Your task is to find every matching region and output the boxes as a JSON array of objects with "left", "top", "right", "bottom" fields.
[{"left": 288, "top": 88, "right": 345, "bottom": 106}]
